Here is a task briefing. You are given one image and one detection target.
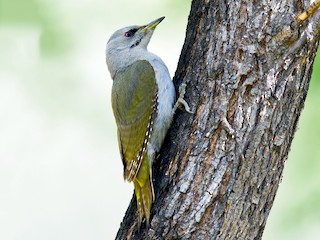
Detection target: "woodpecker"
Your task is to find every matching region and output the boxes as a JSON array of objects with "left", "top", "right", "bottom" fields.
[{"left": 106, "top": 17, "right": 190, "bottom": 226}]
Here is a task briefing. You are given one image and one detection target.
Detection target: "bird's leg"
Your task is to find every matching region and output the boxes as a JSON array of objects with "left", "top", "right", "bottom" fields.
[{"left": 173, "top": 83, "right": 193, "bottom": 114}]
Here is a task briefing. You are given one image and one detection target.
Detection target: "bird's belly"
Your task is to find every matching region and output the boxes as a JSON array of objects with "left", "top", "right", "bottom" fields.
[{"left": 149, "top": 75, "right": 175, "bottom": 155}]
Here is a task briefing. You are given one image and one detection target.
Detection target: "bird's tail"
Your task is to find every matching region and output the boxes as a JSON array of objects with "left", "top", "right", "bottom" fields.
[{"left": 133, "top": 169, "right": 154, "bottom": 227}]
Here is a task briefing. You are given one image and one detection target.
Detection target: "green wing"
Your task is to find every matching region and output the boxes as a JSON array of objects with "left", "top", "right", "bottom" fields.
[{"left": 111, "top": 60, "right": 156, "bottom": 181}]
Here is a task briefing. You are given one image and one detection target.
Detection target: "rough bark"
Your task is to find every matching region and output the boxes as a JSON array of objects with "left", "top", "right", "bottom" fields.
[{"left": 116, "top": 0, "right": 320, "bottom": 239}]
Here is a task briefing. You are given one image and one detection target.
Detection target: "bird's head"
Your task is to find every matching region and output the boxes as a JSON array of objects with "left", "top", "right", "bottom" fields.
[
  {"left": 107, "top": 16, "right": 165, "bottom": 52},
  {"left": 106, "top": 17, "right": 165, "bottom": 78}
]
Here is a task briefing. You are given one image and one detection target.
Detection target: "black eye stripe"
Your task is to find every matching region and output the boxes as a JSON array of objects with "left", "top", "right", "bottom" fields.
[
  {"left": 124, "top": 28, "right": 138, "bottom": 37},
  {"left": 130, "top": 28, "right": 138, "bottom": 34}
]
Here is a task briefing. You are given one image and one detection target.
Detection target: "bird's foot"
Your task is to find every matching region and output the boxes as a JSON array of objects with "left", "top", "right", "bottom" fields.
[{"left": 173, "top": 83, "right": 193, "bottom": 114}]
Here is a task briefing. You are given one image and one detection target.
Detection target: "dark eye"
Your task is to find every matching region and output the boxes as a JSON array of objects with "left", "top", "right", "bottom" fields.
[
  {"left": 124, "top": 28, "right": 138, "bottom": 37},
  {"left": 124, "top": 31, "right": 133, "bottom": 37}
]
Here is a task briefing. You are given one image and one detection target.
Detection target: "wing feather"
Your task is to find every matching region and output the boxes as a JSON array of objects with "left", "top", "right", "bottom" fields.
[{"left": 111, "top": 60, "right": 157, "bottom": 181}]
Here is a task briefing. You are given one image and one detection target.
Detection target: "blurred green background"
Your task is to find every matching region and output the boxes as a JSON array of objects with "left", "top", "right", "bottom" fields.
[{"left": 0, "top": 0, "right": 319, "bottom": 239}]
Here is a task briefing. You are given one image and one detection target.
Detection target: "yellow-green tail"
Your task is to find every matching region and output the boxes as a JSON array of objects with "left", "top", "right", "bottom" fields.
[{"left": 133, "top": 167, "right": 154, "bottom": 227}]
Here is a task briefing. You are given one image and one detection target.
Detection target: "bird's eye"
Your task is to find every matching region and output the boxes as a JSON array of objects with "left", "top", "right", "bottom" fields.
[
  {"left": 124, "top": 28, "right": 138, "bottom": 38},
  {"left": 124, "top": 31, "right": 133, "bottom": 37}
]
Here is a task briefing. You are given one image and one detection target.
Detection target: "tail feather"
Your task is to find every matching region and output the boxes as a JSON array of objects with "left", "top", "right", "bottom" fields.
[{"left": 134, "top": 175, "right": 154, "bottom": 227}]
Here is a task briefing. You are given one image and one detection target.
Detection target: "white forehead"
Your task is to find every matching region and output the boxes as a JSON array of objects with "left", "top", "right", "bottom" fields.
[{"left": 108, "top": 25, "right": 140, "bottom": 43}]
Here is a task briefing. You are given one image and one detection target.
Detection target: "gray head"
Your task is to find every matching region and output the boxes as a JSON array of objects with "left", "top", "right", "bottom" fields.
[{"left": 106, "top": 17, "right": 165, "bottom": 78}]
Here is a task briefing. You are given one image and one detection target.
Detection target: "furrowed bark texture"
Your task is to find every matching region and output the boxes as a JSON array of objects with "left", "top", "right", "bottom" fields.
[{"left": 116, "top": 0, "right": 320, "bottom": 239}]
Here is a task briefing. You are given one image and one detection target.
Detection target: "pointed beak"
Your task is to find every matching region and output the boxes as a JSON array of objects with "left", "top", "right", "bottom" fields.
[{"left": 142, "top": 16, "right": 165, "bottom": 31}]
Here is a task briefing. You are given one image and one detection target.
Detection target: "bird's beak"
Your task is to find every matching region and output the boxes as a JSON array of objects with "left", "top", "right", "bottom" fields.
[{"left": 142, "top": 16, "right": 165, "bottom": 31}]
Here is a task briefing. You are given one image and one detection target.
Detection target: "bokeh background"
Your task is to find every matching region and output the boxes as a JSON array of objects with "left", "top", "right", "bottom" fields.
[{"left": 0, "top": 0, "right": 319, "bottom": 239}]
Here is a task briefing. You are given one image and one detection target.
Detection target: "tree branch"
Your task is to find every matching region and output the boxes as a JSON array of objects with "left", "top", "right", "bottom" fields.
[{"left": 116, "top": 1, "right": 320, "bottom": 239}]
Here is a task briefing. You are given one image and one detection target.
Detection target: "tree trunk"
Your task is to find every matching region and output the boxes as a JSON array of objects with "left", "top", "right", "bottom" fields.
[{"left": 116, "top": 0, "right": 320, "bottom": 239}]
